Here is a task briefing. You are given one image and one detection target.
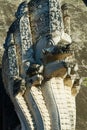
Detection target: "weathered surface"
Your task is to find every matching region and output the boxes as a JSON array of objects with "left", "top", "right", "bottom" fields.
[
  {"left": 61, "top": 1, "right": 87, "bottom": 130},
  {"left": 0, "top": 0, "right": 87, "bottom": 130},
  {"left": 2, "top": 1, "right": 78, "bottom": 130},
  {"left": 62, "top": 0, "right": 87, "bottom": 77}
]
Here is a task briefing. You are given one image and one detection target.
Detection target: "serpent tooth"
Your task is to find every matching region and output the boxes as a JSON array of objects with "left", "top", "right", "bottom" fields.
[
  {"left": 15, "top": 93, "right": 35, "bottom": 130},
  {"left": 31, "top": 86, "right": 51, "bottom": 130}
]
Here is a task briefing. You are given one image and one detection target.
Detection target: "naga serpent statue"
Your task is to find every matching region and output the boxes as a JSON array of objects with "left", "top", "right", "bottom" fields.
[{"left": 2, "top": 0, "right": 81, "bottom": 130}]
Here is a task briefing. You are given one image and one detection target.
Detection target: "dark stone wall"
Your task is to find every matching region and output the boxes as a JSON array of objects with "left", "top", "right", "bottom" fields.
[{"left": 0, "top": 68, "right": 20, "bottom": 130}]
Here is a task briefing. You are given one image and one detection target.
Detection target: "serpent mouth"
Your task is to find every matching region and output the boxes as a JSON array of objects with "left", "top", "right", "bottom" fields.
[
  {"left": 42, "top": 44, "right": 73, "bottom": 64},
  {"left": 43, "top": 44, "right": 73, "bottom": 55}
]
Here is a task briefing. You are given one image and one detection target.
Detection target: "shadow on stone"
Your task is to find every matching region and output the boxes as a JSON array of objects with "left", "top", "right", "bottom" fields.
[{"left": 0, "top": 68, "right": 20, "bottom": 130}]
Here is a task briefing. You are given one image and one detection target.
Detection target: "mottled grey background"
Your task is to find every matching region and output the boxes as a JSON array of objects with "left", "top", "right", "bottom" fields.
[{"left": 0, "top": 0, "right": 87, "bottom": 130}]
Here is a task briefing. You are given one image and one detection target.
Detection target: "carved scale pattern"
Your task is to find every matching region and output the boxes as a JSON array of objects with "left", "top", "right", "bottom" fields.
[
  {"left": 49, "top": 0, "right": 64, "bottom": 33},
  {"left": 20, "top": 14, "right": 35, "bottom": 77},
  {"left": 2, "top": 51, "right": 36, "bottom": 130},
  {"left": 2, "top": 1, "right": 80, "bottom": 130},
  {"left": 49, "top": 78, "right": 71, "bottom": 130},
  {"left": 30, "top": 86, "right": 51, "bottom": 130},
  {"left": 15, "top": 93, "right": 35, "bottom": 130}
]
